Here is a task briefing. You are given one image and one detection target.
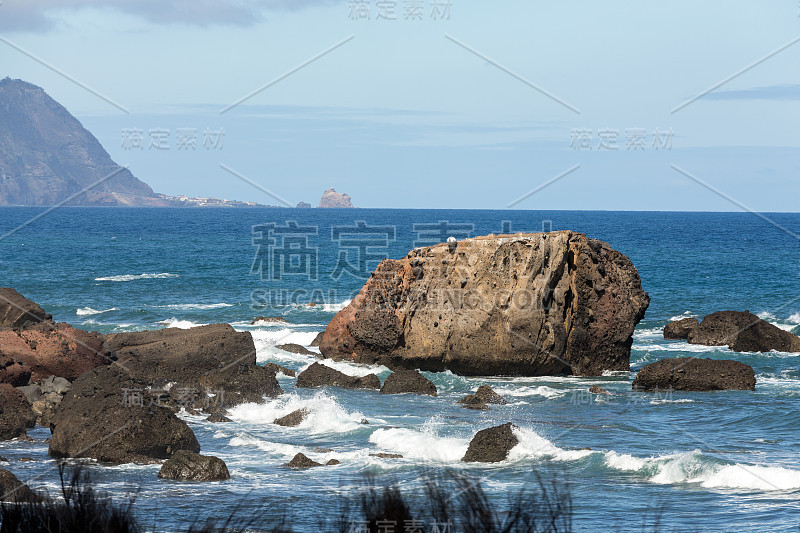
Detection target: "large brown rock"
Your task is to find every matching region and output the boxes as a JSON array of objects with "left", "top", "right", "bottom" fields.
[
  {"left": 158, "top": 450, "right": 230, "bottom": 481},
  {"left": 632, "top": 357, "right": 756, "bottom": 392},
  {"left": 462, "top": 422, "right": 519, "bottom": 463},
  {"left": 685, "top": 311, "right": 800, "bottom": 353},
  {"left": 295, "top": 362, "right": 380, "bottom": 390},
  {"left": 0, "top": 383, "right": 36, "bottom": 440},
  {"left": 104, "top": 324, "right": 282, "bottom": 407},
  {"left": 320, "top": 232, "right": 649, "bottom": 376},
  {"left": 49, "top": 366, "right": 200, "bottom": 464},
  {"left": 0, "top": 468, "right": 42, "bottom": 502},
  {"left": 0, "top": 323, "right": 111, "bottom": 382},
  {"left": 0, "top": 288, "right": 51, "bottom": 330}
]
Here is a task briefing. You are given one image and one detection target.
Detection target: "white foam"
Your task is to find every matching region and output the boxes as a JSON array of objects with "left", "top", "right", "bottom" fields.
[
  {"left": 95, "top": 273, "right": 179, "bottom": 282},
  {"left": 649, "top": 399, "right": 695, "bottom": 405},
  {"left": 508, "top": 427, "right": 594, "bottom": 462},
  {"left": 155, "top": 303, "right": 233, "bottom": 310},
  {"left": 76, "top": 307, "right": 117, "bottom": 316},
  {"left": 157, "top": 318, "right": 204, "bottom": 329},
  {"left": 603, "top": 449, "right": 800, "bottom": 491},
  {"left": 322, "top": 300, "right": 351, "bottom": 312},
  {"left": 228, "top": 391, "right": 365, "bottom": 434},
  {"left": 492, "top": 385, "right": 566, "bottom": 399},
  {"left": 788, "top": 313, "right": 800, "bottom": 324},
  {"left": 250, "top": 329, "right": 321, "bottom": 364},
  {"left": 298, "top": 359, "right": 389, "bottom": 378},
  {"left": 369, "top": 420, "right": 470, "bottom": 462},
  {"left": 669, "top": 311, "right": 698, "bottom": 321}
]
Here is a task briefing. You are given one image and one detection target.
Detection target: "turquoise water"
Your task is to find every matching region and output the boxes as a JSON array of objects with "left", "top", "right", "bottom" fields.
[{"left": 1, "top": 207, "right": 799, "bottom": 531}]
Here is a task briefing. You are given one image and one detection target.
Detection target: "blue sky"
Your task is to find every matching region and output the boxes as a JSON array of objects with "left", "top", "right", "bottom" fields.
[{"left": 1, "top": 0, "right": 798, "bottom": 210}]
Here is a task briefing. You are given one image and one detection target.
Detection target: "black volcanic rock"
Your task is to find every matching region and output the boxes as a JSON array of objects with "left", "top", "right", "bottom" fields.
[
  {"left": 632, "top": 357, "right": 756, "bottom": 391},
  {"left": 158, "top": 450, "right": 230, "bottom": 481},
  {"left": 0, "top": 78, "right": 168, "bottom": 206},
  {"left": 462, "top": 423, "right": 519, "bottom": 463}
]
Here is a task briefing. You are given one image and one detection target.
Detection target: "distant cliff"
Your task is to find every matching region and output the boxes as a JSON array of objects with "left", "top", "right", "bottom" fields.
[
  {"left": 318, "top": 188, "right": 353, "bottom": 208},
  {"left": 0, "top": 78, "right": 169, "bottom": 206}
]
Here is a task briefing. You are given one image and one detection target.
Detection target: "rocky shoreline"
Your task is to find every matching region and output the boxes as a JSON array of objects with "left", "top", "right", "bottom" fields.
[{"left": 1, "top": 230, "right": 799, "bottom": 504}]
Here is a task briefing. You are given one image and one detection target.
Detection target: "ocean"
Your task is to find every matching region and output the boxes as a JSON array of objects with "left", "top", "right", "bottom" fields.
[{"left": 1, "top": 207, "right": 799, "bottom": 532}]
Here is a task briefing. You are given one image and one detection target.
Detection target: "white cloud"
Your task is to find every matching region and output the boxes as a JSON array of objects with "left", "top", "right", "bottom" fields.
[{"left": 0, "top": 0, "right": 336, "bottom": 32}]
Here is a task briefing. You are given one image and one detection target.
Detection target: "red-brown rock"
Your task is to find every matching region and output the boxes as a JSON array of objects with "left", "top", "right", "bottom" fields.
[{"left": 0, "top": 323, "right": 111, "bottom": 382}]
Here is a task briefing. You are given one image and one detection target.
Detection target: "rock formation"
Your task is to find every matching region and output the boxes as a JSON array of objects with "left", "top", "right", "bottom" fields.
[
  {"left": 276, "top": 343, "right": 315, "bottom": 355},
  {"left": 295, "top": 362, "right": 380, "bottom": 390},
  {"left": 0, "top": 78, "right": 169, "bottom": 206},
  {"left": 318, "top": 188, "right": 354, "bottom": 208},
  {"left": 0, "top": 323, "right": 111, "bottom": 382},
  {"left": 380, "top": 370, "right": 437, "bottom": 396},
  {"left": 158, "top": 450, "right": 230, "bottom": 481},
  {"left": 632, "top": 357, "right": 756, "bottom": 391},
  {"left": 104, "top": 324, "right": 282, "bottom": 407},
  {"left": 458, "top": 385, "right": 507, "bottom": 406},
  {"left": 0, "top": 288, "right": 51, "bottom": 329},
  {"left": 320, "top": 232, "right": 649, "bottom": 376},
  {"left": 0, "top": 384, "right": 36, "bottom": 440},
  {"left": 286, "top": 453, "right": 323, "bottom": 468},
  {"left": 48, "top": 366, "right": 200, "bottom": 464},
  {"left": 663, "top": 318, "right": 700, "bottom": 340},
  {"left": 462, "top": 423, "right": 519, "bottom": 463},
  {"left": 664, "top": 311, "right": 800, "bottom": 353},
  {"left": 274, "top": 408, "right": 309, "bottom": 427},
  {"left": 0, "top": 468, "right": 42, "bottom": 502}
]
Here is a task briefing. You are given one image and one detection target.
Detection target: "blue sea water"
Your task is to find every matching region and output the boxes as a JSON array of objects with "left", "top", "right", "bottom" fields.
[{"left": 1, "top": 207, "right": 799, "bottom": 532}]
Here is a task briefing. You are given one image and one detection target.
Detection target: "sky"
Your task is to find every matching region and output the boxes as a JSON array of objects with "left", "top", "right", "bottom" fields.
[{"left": 0, "top": 0, "right": 798, "bottom": 210}]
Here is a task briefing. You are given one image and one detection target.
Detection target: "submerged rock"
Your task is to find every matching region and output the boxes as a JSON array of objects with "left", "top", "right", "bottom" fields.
[
  {"left": 251, "top": 316, "right": 286, "bottom": 324},
  {"left": 276, "top": 343, "right": 315, "bottom": 356},
  {"left": 158, "top": 450, "right": 230, "bottom": 481},
  {"left": 320, "top": 232, "right": 649, "bottom": 376},
  {"left": 296, "top": 362, "right": 380, "bottom": 390},
  {"left": 369, "top": 453, "right": 403, "bottom": 459},
  {"left": 632, "top": 357, "right": 756, "bottom": 392},
  {"left": 274, "top": 408, "right": 309, "bottom": 427},
  {"left": 48, "top": 366, "right": 200, "bottom": 464},
  {"left": 458, "top": 384, "right": 507, "bottom": 406},
  {"left": 462, "top": 422, "right": 519, "bottom": 463},
  {"left": 589, "top": 385, "right": 610, "bottom": 395},
  {"left": 286, "top": 453, "right": 322, "bottom": 468},
  {"left": 380, "top": 370, "right": 437, "bottom": 396}
]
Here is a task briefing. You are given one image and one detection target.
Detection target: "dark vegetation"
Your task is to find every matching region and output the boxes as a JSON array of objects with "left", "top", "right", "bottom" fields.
[{"left": 0, "top": 466, "right": 582, "bottom": 532}]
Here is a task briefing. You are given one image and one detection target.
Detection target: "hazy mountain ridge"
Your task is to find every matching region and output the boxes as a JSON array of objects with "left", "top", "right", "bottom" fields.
[{"left": 0, "top": 78, "right": 168, "bottom": 206}]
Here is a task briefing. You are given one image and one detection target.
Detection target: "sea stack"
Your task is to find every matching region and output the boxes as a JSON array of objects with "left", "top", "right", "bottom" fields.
[{"left": 319, "top": 231, "right": 649, "bottom": 376}]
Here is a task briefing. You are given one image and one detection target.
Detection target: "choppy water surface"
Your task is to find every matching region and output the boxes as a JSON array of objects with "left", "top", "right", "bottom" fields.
[{"left": 1, "top": 208, "right": 799, "bottom": 531}]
